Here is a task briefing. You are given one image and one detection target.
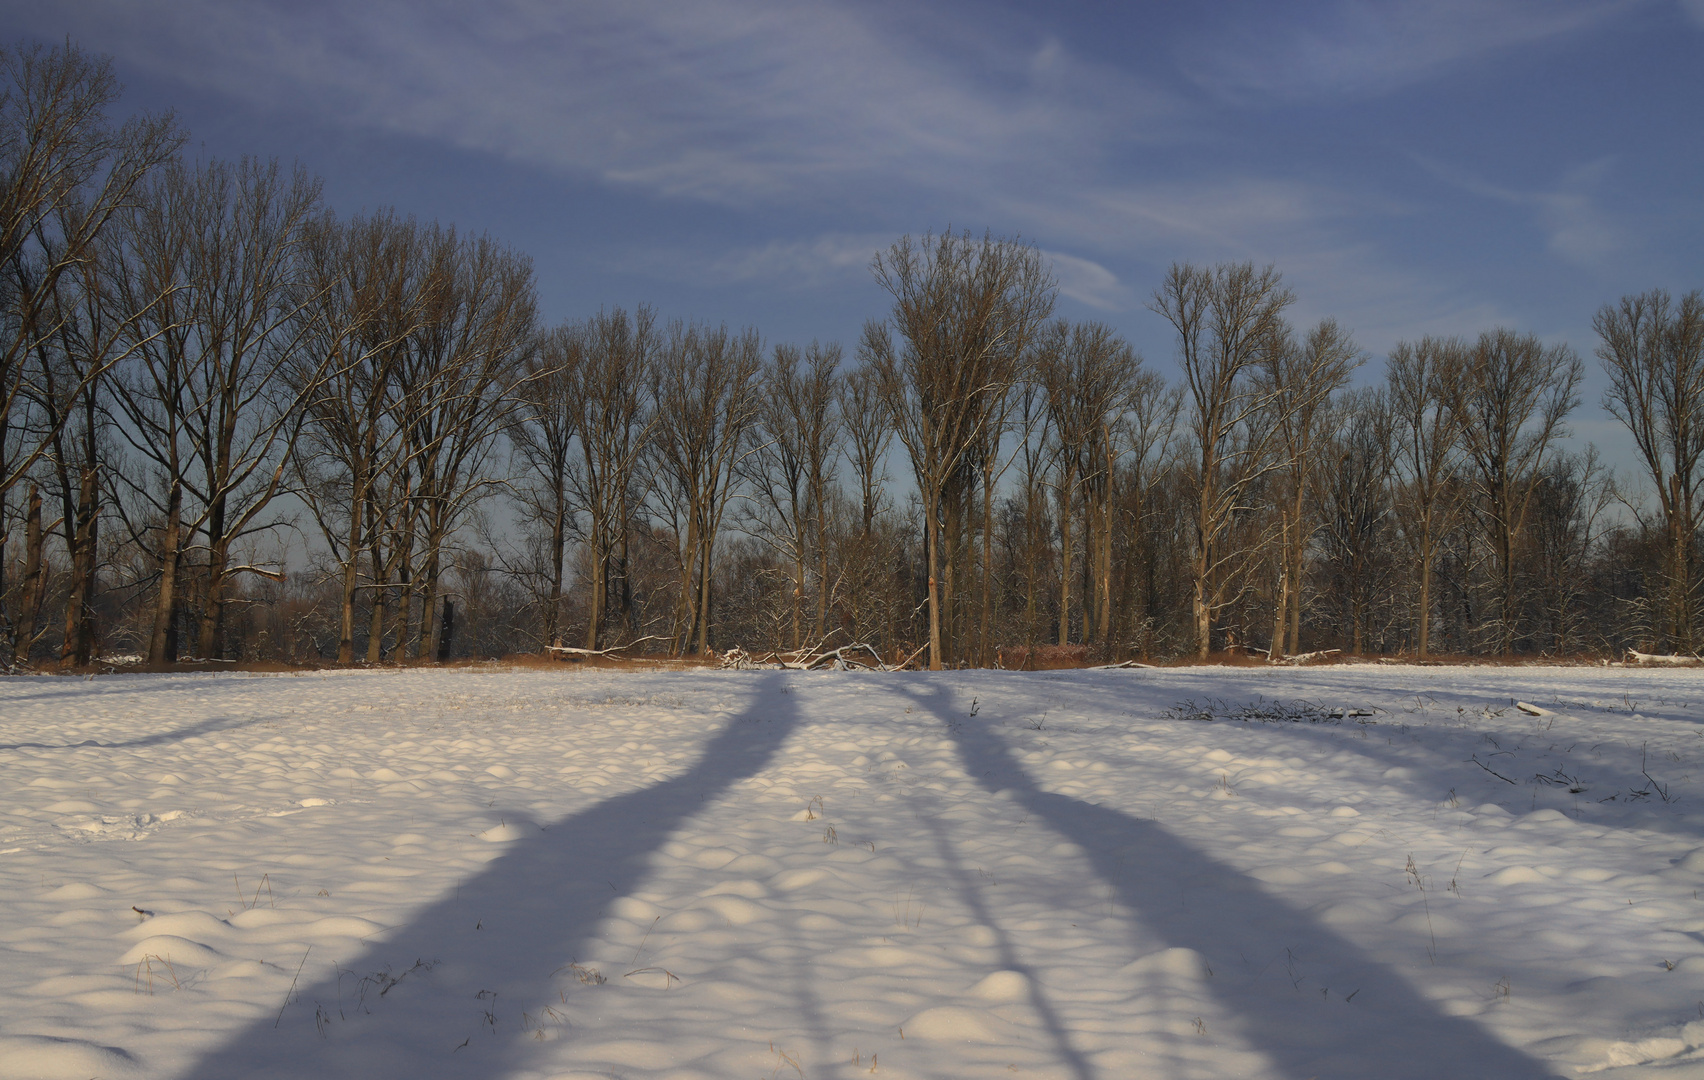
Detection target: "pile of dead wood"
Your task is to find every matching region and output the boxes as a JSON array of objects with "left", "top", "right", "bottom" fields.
[
  {"left": 1624, "top": 649, "right": 1704, "bottom": 666},
  {"left": 719, "top": 642, "right": 927, "bottom": 671}
]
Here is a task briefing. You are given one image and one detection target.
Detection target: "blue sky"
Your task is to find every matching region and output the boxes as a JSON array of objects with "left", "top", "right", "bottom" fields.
[{"left": 7, "top": 0, "right": 1702, "bottom": 455}]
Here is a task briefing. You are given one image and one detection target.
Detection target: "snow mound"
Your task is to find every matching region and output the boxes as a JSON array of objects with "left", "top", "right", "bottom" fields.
[
  {"left": 904, "top": 1005, "right": 1009, "bottom": 1041},
  {"left": 0, "top": 1034, "right": 139, "bottom": 1079},
  {"left": 119, "top": 934, "right": 224, "bottom": 967},
  {"left": 968, "top": 969, "right": 1030, "bottom": 1001}
]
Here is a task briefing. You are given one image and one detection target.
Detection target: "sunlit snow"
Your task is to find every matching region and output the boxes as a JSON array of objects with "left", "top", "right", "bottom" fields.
[{"left": 5, "top": 665, "right": 1704, "bottom": 1078}]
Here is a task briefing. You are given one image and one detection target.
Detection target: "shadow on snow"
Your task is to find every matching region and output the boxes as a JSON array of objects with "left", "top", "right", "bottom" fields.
[
  {"left": 899, "top": 678, "right": 1561, "bottom": 1080},
  {"left": 176, "top": 672, "right": 798, "bottom": 1080}
]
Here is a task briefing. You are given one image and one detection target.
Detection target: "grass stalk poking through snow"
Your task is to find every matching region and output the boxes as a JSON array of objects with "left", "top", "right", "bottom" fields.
[
  {"left": 232, "top": 872, "right": 274, "bottom": 913},
  {"left": 274, "top": 947, "right": 311, "bottom": 1026},
  {"left": 1448, "top": 851, "right": 1468, "bottom": 896},
  {"left": 132, "top": 953, "right": 182, "bottom": 995},
  {"left": 1406, "top": 854, "right": 1438, "bottom": 964},
  {"left": 766, "top": 1041, "right": 804, "bottom": 1078},
  {"left": 893, "top": 886, "right": 925, "bottom": 929}
]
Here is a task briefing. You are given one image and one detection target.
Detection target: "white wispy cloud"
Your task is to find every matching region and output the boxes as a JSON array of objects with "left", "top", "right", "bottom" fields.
[
  {"left": 1043, "top": 251, "right": 1132, "bottom": 312},
  {"left": 1408, "top": 153, "right": 1631, "bottom": 269},
  {"left": 707, "top": 234, "right": 890, "bottom": 286},
  {"left": 21, "top": 0, "right": 1180, "bottom": 208},
  {"left": 1174, "top": 0, "right": 1643, "bottom": 102},
  {"left": 11, "top": 0, "right": 1666, "bottom": 355}
]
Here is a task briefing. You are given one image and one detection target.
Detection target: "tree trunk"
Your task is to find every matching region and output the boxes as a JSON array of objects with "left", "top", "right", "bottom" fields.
[
  {"left": 791, "top": 528, "right": 804, "bottom": 652},
  {"left": 943, "top": 489, "right": 959, "bottom": 665},
  {"left": 366, "top": 527, "right": 388, "bottom": 663},
  {"left": 421, "top": 531, "right": 443, "bottom": 662},
  {"left": 1270, "top": 510, "right": 1289, "bottom": 660},
  {"left": 395, "top": 524, "right": 415, "bottom": 659},
  {"left": 696, "top": 536, "right": 714, "bottom": 655},
  {"left": 437, "top": 599, "right": 455, "bottom": 662},
  {"left": 1288, "top": 481, "right": 1306, "bottom": 654},
  {"left": 338, "top": 479, "right": 362, "bottom": 664},
  {"left": 1097, "top": 443, "right": 1114, "bottom": 649},
  {"left": 672, "top": 505, "right": 701, "bottom": 656},
  {"left": 1058, "top": 462, "right": 1075, "bottom": 647},
  {"left": 816, "top": 495, "right": 831, "bottom": 646},
  {"left": 1672, "top": 474, "right": 1690, "bottom": 652},
  {"left": 14, "top": 486, "right": 44, "bottom": 665},
  {"left": 197, "top": 534, "right": 229, "bottom": 660},
  {"left": 981, "top": 466, "right": 995, "bottom": 667},
  {"left": 926, "top": 489, "right": 943, "bottom": 671},
  {"left": 1416, "top": 519, "right": 1434, "bottom": 659},
  {"left": 1023, "top": 481, "right": 1039, "bottom": 647},
  {"left": 546, "top": 499, "right": 566, "bottom": 647},
  {"left": 617, "top": 489, "right": 633, "bottom": 637},
  {"left": 148, "top": 480, "right": 183, "bottom": 666},
  {"left": 585, "top": 503, "right": 605, "bottom": 651},
  {"left": 1499, "top": 522, "right": 1517, "bottom": 656},
  {"left": 1193, "top": 546, "right": 1212, "bottom": 659}
]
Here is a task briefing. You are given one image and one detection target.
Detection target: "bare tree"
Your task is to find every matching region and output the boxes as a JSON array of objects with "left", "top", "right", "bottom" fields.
[
  {"left": 1109, "top": 372, "right": 1180, "bottom": 656},
  {"left": 837, "top": 358, "right": 891, "bottom": 537},
  {"left": 291, "top": 210, "right": 422, "bottom": 663},
  {"left": 833, "top": 356, "right": 899, "bottom": 651},
  {"left": 1037, "top": 320, "right": 1142, "bottom": 648},
  {"left": 21, "top": 199, "right": 137, "bottom": 665},
  {"left": 652, "top": 320, "right": 763, "bottom": 655},
  {"left": 108, "top": 156, "right": 322, "bottom": 662},
  {"left": 1444, "top": 328, "right": 1583, "bottom": 655},
  {"left": 1261, "top": 318, "right": 1360, "bottom": 657},
  {"left": 1387, "top": 336, "right": 1465, "bottom": 658},
  {"left": 1523, "top": 449, "right": 1610, "bottom": 653},
  {"left": 746, "top": 340, "right": 840, "bottom": 650},
  {"left": 865, "top": 230, "right": 1055, "bottom": 670},
  {"left": 1149, "top": 262, "right": 1293, "bottom": 658},
  {"left": 0, "top": 42, "right": 179, "bottom": 495},
  {"left": 509, "top": 321, "right": 582, "bottom": 647},
  {"left": 1315, "top": 388, "right": 1395, "bottom": 653},
  {"left": 397, "top": 228, "right": 536, "bottom": 660},
  {"left": 0, "top": 41, "right": 179, "bottom": 661},
  {"left": 1595, "top": 289, "right": 1704, "bottom": 651},
  {"left": 972, "top": 346, "right": 1029, "bottom": 666},
  {"left": 1011, "top": 374, "right": 1054, "bottom": 650},
  {"left": 571, "top": 306, "right": 657, "bottom": 650}
]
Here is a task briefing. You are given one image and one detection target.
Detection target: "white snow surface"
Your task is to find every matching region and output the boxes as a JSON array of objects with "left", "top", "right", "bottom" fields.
[{"left": 8, "top": 666, "right": 1704, "bottom": 1078}]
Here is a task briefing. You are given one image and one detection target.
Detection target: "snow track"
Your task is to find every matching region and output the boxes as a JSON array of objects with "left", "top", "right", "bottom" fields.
[{"left": 6, "top": 665, "right": 1704, "bottom": 1077}]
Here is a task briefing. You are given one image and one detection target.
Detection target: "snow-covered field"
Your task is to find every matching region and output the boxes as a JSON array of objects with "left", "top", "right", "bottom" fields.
[{"left": 9, "top": 665, "right": 1704, "bottom": 1079}]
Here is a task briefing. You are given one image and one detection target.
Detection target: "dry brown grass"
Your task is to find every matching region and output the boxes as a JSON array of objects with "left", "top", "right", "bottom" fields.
[
  {"left": 996, "top": 644, "right": 1093, "bottom": 670},
  {"left": 41, "top": 644, "right": 1624, "bottom": 678}
]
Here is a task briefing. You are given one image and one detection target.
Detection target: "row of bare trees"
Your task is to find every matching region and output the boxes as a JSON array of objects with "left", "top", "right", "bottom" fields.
[
  {"left": 5, "top": 40, "right": 1704, "bottom": 669},
  {"left": 2, "top": 42, "right": 538, "bottom": 668}
]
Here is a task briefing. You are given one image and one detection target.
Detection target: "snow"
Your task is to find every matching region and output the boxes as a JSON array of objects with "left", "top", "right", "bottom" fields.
[{"left": 7, "top": 666, "right": 1704, "bottom": 1078}]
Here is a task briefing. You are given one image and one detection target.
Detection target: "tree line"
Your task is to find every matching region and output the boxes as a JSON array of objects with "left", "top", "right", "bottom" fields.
[{"left": 4, "top": 41, "right": 1702, "bottom": 671}]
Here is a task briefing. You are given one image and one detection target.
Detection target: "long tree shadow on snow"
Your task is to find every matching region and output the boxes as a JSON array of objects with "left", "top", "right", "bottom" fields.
[
  {"left": 1065, "top": 670, "right": 1704, "bottom": 843},
  {"left": 177, "top": 673, "right": 797, "bottom": 1080},
  {"left": 901, "top": 680, "right": 1562, "bottom": 1080}
]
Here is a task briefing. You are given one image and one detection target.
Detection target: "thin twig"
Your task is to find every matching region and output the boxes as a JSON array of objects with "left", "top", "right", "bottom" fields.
[
  {"left": 275, "top": 946, "right": 312, "bottom": 1028},
  {"left": 1470, "top": 755, "right": 1517, "bottom": 784}
]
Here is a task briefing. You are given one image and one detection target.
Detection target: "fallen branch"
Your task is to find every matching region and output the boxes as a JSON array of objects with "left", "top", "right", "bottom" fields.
[
  {"left": 547, "top": 635, "right": 671, "bottom": 660},
  {"left": 721, "top": 642, "right": 901, "bottom": 671},
  {"left": 893, "top": 643, "right": 929, "bottom": 671},
  {"left": 1626, "top": 649, "right": 1704, "bottom": 666},
  {"left": 1470, "top": 754, "right": 1517, "bottom": 784},
  {"left": 1090, "top": 658, "right": 1157, "bottom": 669},
  {"left": 1275, "top": 649, "right": 1340, "bottom": 666}
]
